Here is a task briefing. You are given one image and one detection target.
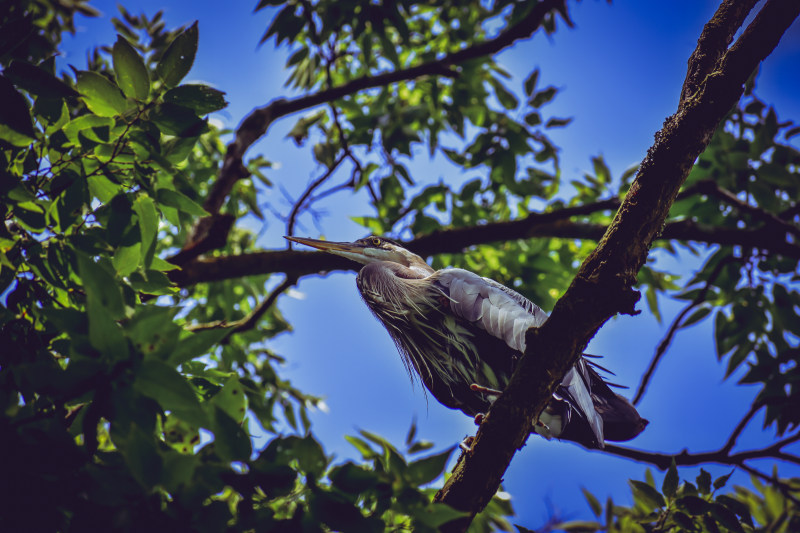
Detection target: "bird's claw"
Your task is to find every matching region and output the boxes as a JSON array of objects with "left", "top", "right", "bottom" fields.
[
  {"left": 459, "top": 436, "right": 475, "bottom": 452},
  {"left": 470, "top": 383, "right": 502, "bottom": 396}
]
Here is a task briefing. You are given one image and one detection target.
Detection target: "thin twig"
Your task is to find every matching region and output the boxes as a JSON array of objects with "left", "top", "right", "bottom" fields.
[
  {"left": 722, "top": 402, "right": 765, "bottom": 454},
  {"left": 737, "top": 462, "right": 800, "bottom": 506},
  {"left": 285, "top": 153, "right": 348, "bottom": 243},
  {"left": 632, "top": 254, "right": 741, "bottom": 405},
  {"left": 188, "top": 276, "right": 297, "bottom": 337},
  {"left": 694, "top": 179, "right": 800, "bottom": 241}
]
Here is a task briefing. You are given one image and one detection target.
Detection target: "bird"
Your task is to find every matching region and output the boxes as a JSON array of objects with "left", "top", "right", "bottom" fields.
[{"left": 285, "top": 235, "right": 648, "bottom": 448}]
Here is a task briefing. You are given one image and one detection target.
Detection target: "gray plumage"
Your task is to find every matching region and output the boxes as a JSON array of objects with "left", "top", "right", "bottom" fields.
[{"left": 286, "top": 235, "right": 648, "bottom": 448}]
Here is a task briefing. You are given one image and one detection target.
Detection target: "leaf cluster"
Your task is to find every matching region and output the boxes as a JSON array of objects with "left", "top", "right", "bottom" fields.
[{"left": 563, "top": 464, "right": 800, "bottom": 533}]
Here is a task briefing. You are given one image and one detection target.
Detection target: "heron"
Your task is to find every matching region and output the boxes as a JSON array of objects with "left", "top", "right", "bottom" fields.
[{"left": 285, "top": 235, "right": 648, "bottom": 448}]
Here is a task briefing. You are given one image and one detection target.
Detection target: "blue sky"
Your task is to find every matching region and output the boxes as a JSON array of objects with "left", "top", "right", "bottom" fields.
[{"left": 60, "top": 1, "right": 800, "bottom": 527}]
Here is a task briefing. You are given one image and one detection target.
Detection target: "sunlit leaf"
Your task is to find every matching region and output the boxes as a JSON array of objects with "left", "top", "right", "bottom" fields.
[
  {"left": 76, "top": 70, "right": 129, "bottom": 117},
  {"left": 113, "top": 36, "right": 150, "bottom": 100},
  {"left": 156, "top": 22, "right": 199, "bottom": 88}
]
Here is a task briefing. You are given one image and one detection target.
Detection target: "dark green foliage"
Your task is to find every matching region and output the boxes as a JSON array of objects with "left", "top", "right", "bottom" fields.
[
  {"left": 566, "top": 467, "right": 800, "bottom": 533},
  {"left": 0, "top": 6, "right": 498, "bottom": 531},
  {"left": 2, "top": 1, "right": 799, "bottom": 532}
]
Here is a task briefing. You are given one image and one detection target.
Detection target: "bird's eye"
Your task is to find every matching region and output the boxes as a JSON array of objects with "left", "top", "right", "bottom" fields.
[{"left": 371, "top": 237, "right": 381, "bottom": 246}]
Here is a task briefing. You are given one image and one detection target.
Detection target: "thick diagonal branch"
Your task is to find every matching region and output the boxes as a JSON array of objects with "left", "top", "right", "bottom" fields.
[
  {"left": 431, "top": 1, "right": 800, "bottom": 530},
  {"left": 680, "top": 0, "right": 759, "bottom": 104}
]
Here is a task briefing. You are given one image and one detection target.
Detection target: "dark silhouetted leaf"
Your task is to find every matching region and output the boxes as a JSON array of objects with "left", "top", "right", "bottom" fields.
[
  {"left": 134, "top": 359, "right": 207, "bottom": 428},
  {"left": 164, "top": 84, "right": 227, "bottom": 114},
  {"left": 151, "top": 103, "right": 207, "bottom": 137},
  {"left": 407, "top": 447, "right": 454, "bottom": 486},
  {"left": 0, "top": 75, "right": 36, "bottom": 145},
  {"left": 663, "top": 459, "right": 679, "bottom": 499},
  {"left": 5, "top": 60, "right": 79, "bottom": 99},
  {"left": 211, "top": 405, "right": 251, "bottom": 462}
]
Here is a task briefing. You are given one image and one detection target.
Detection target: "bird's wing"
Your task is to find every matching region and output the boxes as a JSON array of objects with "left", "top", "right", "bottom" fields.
[
  {"left": 436, "top": 268, "right": 604, "bottom": 446},
  {"left": 556, "top": 359, "right": 605, "bottom": 447},
  {"left": 436, "top": 269, "right": 548, "bottom": 353}
]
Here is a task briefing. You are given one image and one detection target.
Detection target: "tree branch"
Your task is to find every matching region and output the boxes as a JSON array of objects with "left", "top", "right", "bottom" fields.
[
  {"left": 169, "top": 216, "right": 800, "bottom": 287},
  {"left": 188, "top": 276, "right": 297, "bottom": 338},
  {"left": 632, "top": 254, "right": 741, "bottom": 405},
  {"left": 602, "top": 431, "right": 800, "bottom": 471},
  {"left": 286, "top": 153, "right": 348, "bottom": 242},
  {"left": 680, "top": 0, "right": 759, "bottom": 104},
  {"left": 431, "top": 1, "right": 800, "bottom": 529},
  {"left": 693, "top": 179, "right": 800, "bottom": 241}
]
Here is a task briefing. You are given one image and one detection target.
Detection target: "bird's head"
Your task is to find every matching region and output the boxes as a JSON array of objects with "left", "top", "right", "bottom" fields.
[{"left": 285, "top": 235, "right": 430, "bottom": 271}]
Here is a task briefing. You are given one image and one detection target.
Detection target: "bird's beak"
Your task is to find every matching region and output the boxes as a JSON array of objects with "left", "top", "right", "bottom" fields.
[{"left": 284, "top": 236, "right": 372, "bottom": 264}]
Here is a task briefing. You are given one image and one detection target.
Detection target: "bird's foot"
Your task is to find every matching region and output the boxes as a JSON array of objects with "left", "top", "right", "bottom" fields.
[
  {"left": 459, "top": 436, "right": 475, "bottom": 452},
  {"left": 470, "top": 383, "right": 502, "bottom": 396},
  {"left": 473, "top": 413, "right": 485, "bottom": 426}
]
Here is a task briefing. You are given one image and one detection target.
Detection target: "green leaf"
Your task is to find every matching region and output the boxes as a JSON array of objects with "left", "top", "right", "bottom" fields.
[
  {"left": 293, "top": 434, "right": 327, "bottom": 477},
  {"left": 120, "top": 424, "right": 163, "bottom": 488},
  {"left": 126, "top": 305, "right": 181, "bottom": 359},
  {"left": 210, "top": 376, "right": 247, "bottom": 423},
  {"left": 163, "top": 415, "right": 200, "bottom": 454},
  {"left": 86, "top": 294, "right": 129, "bottom": 360},
  {"left": 161, "top": 451, "right": 197, "bottom": 492},
  {"left": 412, "top": 503, "right": 468, "bottom": 529},
  {"left": 150, "top": 103, "right": 207, "bottom": 137},
  {"left": 524, "top": 68, "right": 540, "bottom": 96},
  {"left": 524, "top": 112, "right": 541, "bottom": 127},
  {"left": 4, "top": 60, "right": 79, "bottom": 99},
  {"left": 545, "top": 117, "right": 572, "bottom": 128},
  {"left": 713, "top": 470, "right": 733, "bottom": 491},
  {"left": 76, "top": 70, "right": 129, "bottom": 117},
  {"left": 710, "top": 502, "right": 745, "bottom": 533},
  {"left": 163, "top": 84, "right": 227, "bottom": 114},
  {"left": 169, "top": 328, "right": 230, "bottom": 366},
  {"left": 63, "top": 114, "right": 114, "bottom": 144},
  {"left": 662, "top": 459, "right": 679, "bottom": 499},
  {"left": 134, "top": 359, "right": 207, "bottom": 428},
  {"left": 489, "top": 77, "right": 518, "bottom": 109},
  {"left": 156, "top": 22, "right": 199, "bottom": 88},
  {"left": 128, "top": 270, "right": 176, "bottom": 295},
  {"left": 156, "top": 189, "right": 209, "bottom": 216},
  {"left": 344, "top": 435, "right": 376, "bottom": 459},
  {"left": 76, "top": 253, "right": 125, "bottom": 319},
  {"left": 677, "top": 495, "right": 711, "bottom": 515},
  {"left": 211, "top": 405, "right": 251, "bottom": 462},
  {"left": 0, "top": 74, "right": 36, "bottom": 145},
  {"left": 582, "top": 487, "right": 603, "bottom": 517},
  {"left": 112, "top": 243, "right": 141, "bottom": 276},
  {"left": 407, "top": 447, "right": 454, "bottom": 486},
  {"left": 629, "top": 480, "right": 666, "bottom": 510},
  {"left": 133, "top": 195, "right": 158, "bottom": 268},
  {"left": 113, "top": 36, "right": 150, "bottom": 100},
  {"left": 696, "top": 468, "right": 712, "bottom": 494},
  {"left": 681, "top": 306, "right": 712, "bottom": 329},
  {"left": 329, "top": 462, "right": 378, "bottom": 494},
  {"left": 530, "top": 86, "right": 557, "bottom": 108}
]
